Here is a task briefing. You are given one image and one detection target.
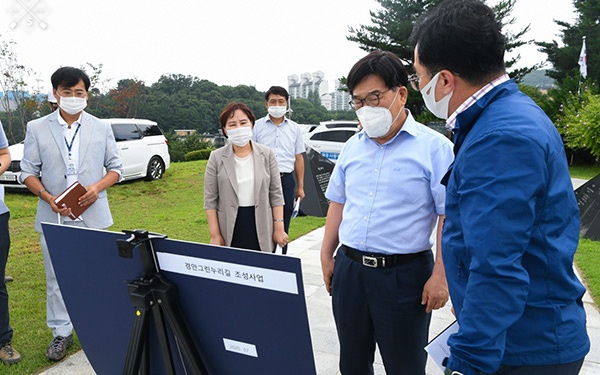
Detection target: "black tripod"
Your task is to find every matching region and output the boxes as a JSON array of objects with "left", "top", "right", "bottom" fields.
[{"left": 117, "top": 229, "right": 208, "bottom": 375}]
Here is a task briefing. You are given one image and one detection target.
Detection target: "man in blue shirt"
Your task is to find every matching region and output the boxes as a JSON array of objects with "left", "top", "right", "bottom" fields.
[
  {"left": 410, "top": 1, "right": 590, "bottom": 374},
  {"left": 0, "top": 123, "right": 21, "bottom": 365},
  {"left": 253, "top": 86, "right": 305, "bottom": 254},
  {"left": 320, "top": 51, "right": 454, "bottom": 374}
]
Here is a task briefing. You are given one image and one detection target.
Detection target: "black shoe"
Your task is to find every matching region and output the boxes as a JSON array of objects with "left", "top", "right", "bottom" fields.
[
  {"left": 4, "top": 276, "right": 12, "bottom": 283},
  {"left": 46, "top": 335, "right": 73, "bottom": 362}
]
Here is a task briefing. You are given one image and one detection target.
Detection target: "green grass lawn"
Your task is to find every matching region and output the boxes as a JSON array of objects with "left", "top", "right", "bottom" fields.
[
  {"left": 569, "top": 165, "right": 600, "bottom": 180},
  {"left": 1, "top": 161, "right": 598, "bottom": 374},
  {"left": 3, "top": 159, "right": 324, "bottom": 374},
  {"left": 570, "top": 165, "right": 600, "bottom": 305}
]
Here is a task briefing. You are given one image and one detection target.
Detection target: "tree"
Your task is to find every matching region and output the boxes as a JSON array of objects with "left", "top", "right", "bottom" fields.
[
  {"left": 537, "top": 0, "right": 600, "bottom": 86},
  {"left": 0, "top": 36, "right": 34, "bottom": 143},
  {"left": 555, "top": 84, "right": 600, "bottom": 162},
  {"left": 82, "top": 62, "right": 112, "bottom": 94},
  {"left": 347, "top": 0, "right": 534, "bottom": 80},
  {"left": 288, "top": 97, "right": 329, "bottom": 124},
  {"left": 107, "top": 79, "right": 147, "bottom": 118},
  {"left": 495, "top": 0, "right": 536, "bottom": 81},
  {"left": 85, "top": 73, "right": 349, "bottom": 139},
  {"left": 348, "top": 0, "right": 441, "bottom": 65},
  {"left": 153, "top": 74, "right": 199, "bottom": 95},
  {"left": 346, "top": 0, "right": 536, "bottom": 120},
  {"left": 307, "top": 90, "right": 323, "bottom": 107}
]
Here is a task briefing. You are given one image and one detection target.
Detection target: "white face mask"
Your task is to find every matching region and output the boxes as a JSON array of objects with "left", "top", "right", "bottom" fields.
[
  {"left": 58, "top": 95, "right": 87, "bottom": 115},
  {"left": 268, "top": 106, "right": 287, "bottom": 119},
  {"left": 227, "top": 126, "right": 253, "bottom": 147},
  {"left": 420, "top": 72, "right": 453, "bottom": 120},
  {"left": 355, "top": 88, "right": 401, "bottom": 138}
]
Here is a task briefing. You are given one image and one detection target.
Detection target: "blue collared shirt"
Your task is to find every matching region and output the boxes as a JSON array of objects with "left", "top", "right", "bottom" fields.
[
  {"left": 252, "top": 116, "right": 304, "bottom": 173},
  {"left": 326, "top": 111, "right": 454, "bottom": 254}
]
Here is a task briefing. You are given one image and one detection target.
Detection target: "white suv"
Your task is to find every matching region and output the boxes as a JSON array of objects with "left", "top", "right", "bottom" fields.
[
  {"left": 303, "top": 120, "right": 360, "bottom": 163},
  {"left": 0, "top": 118, "right": 170, "bottom": 189},
  {"left": 109, "top": 118, "right": 170, "bottom": 181},
  {"left": 0, "top": 142, "right": 24, "bottom": 188}
]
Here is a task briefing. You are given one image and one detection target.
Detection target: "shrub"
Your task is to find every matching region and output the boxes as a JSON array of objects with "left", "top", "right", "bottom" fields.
[
  {"left": 557, "top": 86, "right": 600, "bottom": 160},
  {"left": 185, "top": 149, "right": 214, "bottom": 161}
]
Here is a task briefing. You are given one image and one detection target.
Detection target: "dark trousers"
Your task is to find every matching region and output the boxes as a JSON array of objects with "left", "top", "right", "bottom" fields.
[
  {"left": 331, "top": 246, "right": 433, "bottom": 375},
  {"left": 497, "top": 358, "right": 585, "bottom": 375},
  {"left": 280, "top": 173, "right": 295, "bottom": 254},
  {"left": 0, "top": 212, "right": 13, "bottom": 345},
  {"left": 231, "top": 206, "right": 261, "bottom": 251}
]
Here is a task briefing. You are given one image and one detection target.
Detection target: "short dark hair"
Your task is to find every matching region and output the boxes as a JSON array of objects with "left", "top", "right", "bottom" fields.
[
  {"left": 219, "top": 102, "right": 256, "bottom": 138},
  {"left": 265, "top": 86, "right": 289, "bottom": 102},
  {"left": 346, "top": 51, "right": 409, "bottom": 94},
  {"left": 409, "top": 0, "right": 505, "bottom": 85},
  {"left": 51, "top": 67, "right": 91, "bottom": 91}
]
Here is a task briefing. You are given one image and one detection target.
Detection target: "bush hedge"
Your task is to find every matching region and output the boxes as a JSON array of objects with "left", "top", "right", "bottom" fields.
[{"left": 185, "top": 149, "right": 215, "bottom": 161}]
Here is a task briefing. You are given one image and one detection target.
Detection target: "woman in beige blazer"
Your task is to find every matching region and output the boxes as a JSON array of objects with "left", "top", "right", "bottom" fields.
[{"left": 204, "top": 102, "right": 288, "bottom": 252}]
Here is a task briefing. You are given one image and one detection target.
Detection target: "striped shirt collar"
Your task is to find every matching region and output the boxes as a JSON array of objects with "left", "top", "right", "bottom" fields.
[{"left": 446, "top": 73, "right": 510, "bottom": 131}]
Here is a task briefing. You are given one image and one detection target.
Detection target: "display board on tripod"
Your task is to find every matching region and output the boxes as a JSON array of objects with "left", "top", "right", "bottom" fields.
[{"left": 41, "top": 223, "right": 316, "bottom": 375}]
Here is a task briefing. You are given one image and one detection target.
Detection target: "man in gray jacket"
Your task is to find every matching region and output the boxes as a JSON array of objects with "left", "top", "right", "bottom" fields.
[{"left": 20, "top": 67, "right": 122, "bottom": 362}]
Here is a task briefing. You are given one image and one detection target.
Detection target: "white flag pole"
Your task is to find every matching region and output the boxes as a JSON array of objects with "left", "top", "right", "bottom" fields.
[{"left": 578, "top": 36, "right": 587, "bottom": 94}]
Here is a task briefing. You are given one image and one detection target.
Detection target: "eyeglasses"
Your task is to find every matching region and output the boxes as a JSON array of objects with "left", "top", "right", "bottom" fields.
[
  {"left": 57, "top": 88, "right": 87, "bottom": 98},
  {"left": 348, "top": 88, "right": 392, "bottom": 109},
  {"left": 408, "top": 73, "right": 435, "bottom": 91}
]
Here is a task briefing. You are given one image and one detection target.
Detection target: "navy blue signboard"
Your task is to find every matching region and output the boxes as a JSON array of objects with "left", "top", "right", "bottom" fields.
[
  {"left": 575, "top": 174, "right": 600, "bottom": 240},
  {"left": 41, "top": 223, "right": 316, "bottom": 375}
]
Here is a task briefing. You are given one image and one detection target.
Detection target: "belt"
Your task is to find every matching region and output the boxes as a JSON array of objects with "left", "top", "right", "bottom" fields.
[
  {"left": 280, "top": 172, "right": 293, "bottom": 177},
  {"left": 342, "top": 245, "right": 428, "bottom": 268}
]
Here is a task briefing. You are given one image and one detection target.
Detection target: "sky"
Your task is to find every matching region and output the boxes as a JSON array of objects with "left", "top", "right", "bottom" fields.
[{"left": 0, "top": 0, "right": 577, "bottom": 95}]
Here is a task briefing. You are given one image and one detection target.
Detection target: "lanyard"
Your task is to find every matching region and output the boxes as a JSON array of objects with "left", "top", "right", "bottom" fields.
[{"left": 64, "top": 123, "right": 81, "bottom": 158}]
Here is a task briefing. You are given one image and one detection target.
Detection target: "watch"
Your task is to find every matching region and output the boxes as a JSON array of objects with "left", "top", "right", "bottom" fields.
[{"left": 444, "top": 369, "right": 464, "bottom": 375}]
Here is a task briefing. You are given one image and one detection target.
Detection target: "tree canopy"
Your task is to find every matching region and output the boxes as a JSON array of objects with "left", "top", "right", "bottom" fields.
[
  {"left": 347, "top": 0, "right": 535, "bottom": 81},
  {"left": 537, "top": 0, "right": 600, "bottom": 85},
  {"left": 345, "top": 0, "right": 538, "bottom": 119},
  {"left": 87, "top": 75, "right": 323, "bottom": 135},
  {"left": 0, "top": 70, "right": 357, "bottom": 145},
  {"left": 542, "top": 0, "right": 600, "bottom": 163}
]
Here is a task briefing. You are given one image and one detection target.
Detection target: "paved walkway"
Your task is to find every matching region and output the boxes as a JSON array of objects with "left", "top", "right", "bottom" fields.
[{"left": 40, "top": 179, "right": 600, "bottom": 374}]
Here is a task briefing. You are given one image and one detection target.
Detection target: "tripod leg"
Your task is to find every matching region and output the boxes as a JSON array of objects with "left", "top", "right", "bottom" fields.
[
  {"left": 151, "top": 302, "right": 176, "bottom": 375},
  {"left": 123, "top": 306, "right": 150, "bottom": 375},
  {"left": 160, "top": 302, "right": 208, "bottom": 374},
  {"left": 155, "top": 276, "right": 208, "bottom": 375}
]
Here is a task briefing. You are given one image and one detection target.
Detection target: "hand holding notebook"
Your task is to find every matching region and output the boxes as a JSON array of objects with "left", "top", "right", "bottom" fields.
[{"left": 53, "top": 181, "right": 88, "bottom": 220}]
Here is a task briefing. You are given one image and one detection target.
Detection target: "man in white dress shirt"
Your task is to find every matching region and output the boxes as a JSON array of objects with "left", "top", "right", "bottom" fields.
[{"left": 20, "top": 67, "right": 122, "bottom": 362}]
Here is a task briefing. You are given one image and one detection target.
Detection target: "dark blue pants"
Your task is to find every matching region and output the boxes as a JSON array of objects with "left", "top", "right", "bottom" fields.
[
  {"left": 331, "top": 246, "right": 433, "bottom": 375},
  {"left": 280, "top": 173, "right": 295, "bottom": 254},
  {"left": 0, "top": 212, "right": 13, "bottom": 345},
  {"left": 497, "top": 358, "right": 585, "bottom": 375}
]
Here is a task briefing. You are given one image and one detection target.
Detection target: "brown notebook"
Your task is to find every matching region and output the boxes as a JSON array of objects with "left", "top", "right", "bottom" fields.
[{"left": 54, "top": 181, "right": 88, "bottom": 220}]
